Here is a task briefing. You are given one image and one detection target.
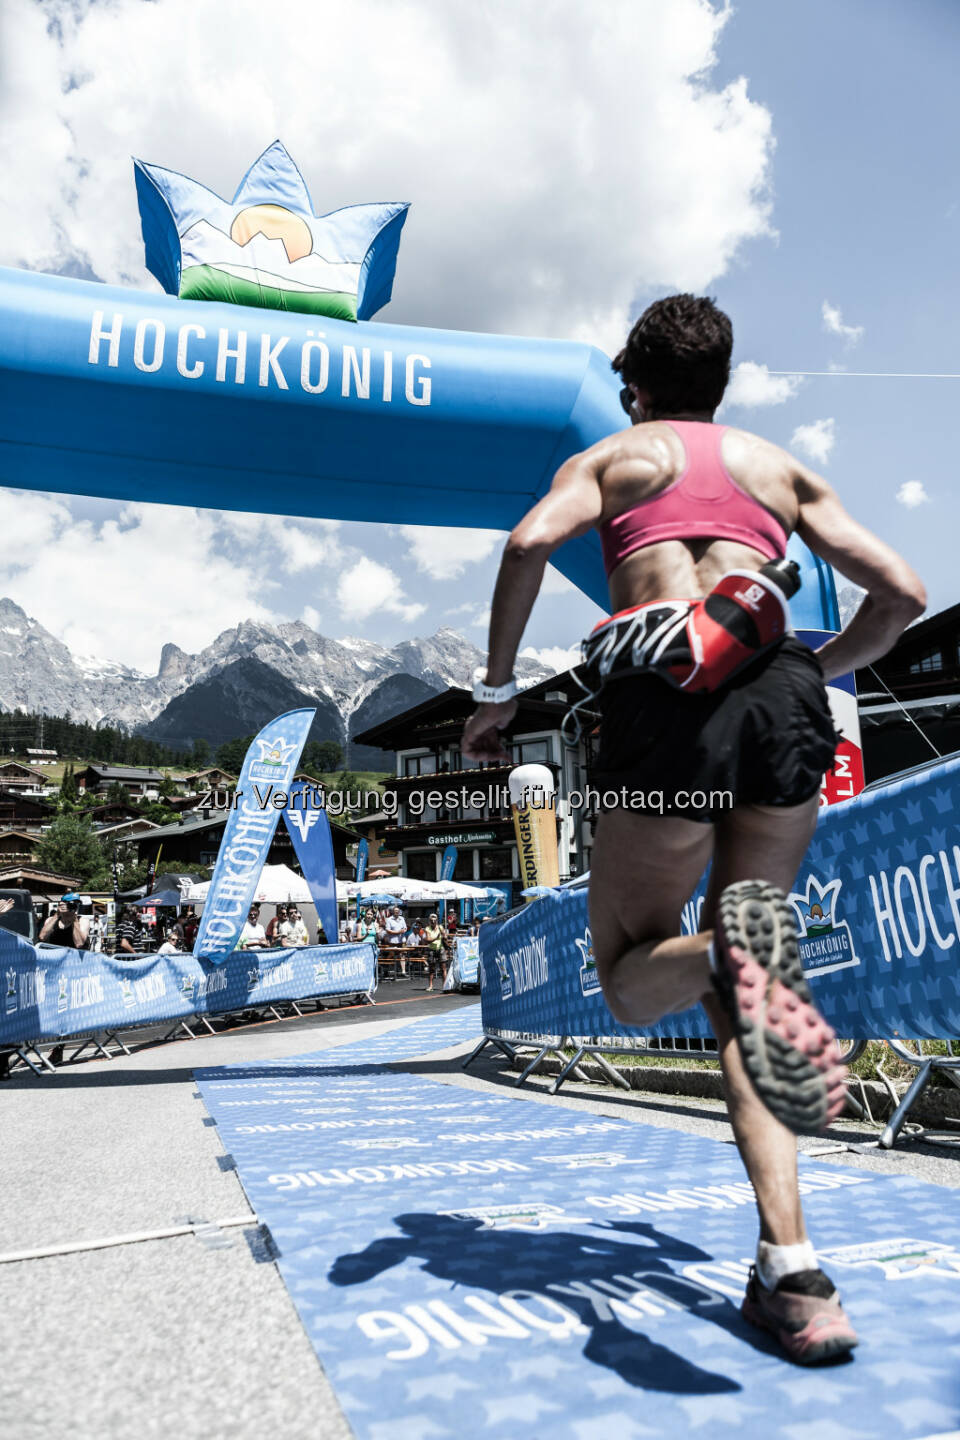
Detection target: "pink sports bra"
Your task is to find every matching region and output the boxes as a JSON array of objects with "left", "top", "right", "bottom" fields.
[{"left": 599, "top": 420, "right": 788, "bottom": 579}]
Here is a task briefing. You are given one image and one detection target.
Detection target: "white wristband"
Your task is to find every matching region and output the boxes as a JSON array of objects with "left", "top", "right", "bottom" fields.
[{"left": 472, "top": 668, "right": 517, "bottom": 704}]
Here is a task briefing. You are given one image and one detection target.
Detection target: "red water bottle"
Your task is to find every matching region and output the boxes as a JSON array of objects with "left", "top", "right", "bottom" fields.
[{"left": 680, "top": 559, "right": 801, "bottom": 691}]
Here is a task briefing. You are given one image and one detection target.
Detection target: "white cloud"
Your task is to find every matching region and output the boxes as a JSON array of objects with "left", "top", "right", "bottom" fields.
[
  {"left": 470, "top": 606, "right": 492, "bottom": 630},
  {"left": 336, "top": 557, "right": 425, "bottom": 624},
  {"left": 215, "top": 513, "right": 342, "bottom": 572},
  {"left": 790, "top": 418, "right": 836, "bottom": 466},
  {"left": 0, "top": 0, "right": 775, "bottom": 350},
  {"left": 519, "top": 644, "right": 580, "bottom": 674},
  {"left": 896, "top": 480, "right": 930, "bottom": 509},
  {"left": 401, "top": 525, "right": 506, "bottom": 580},
  {"left": 301, "top": 604, "right": 322, "bottom": 630},
  {"left": 0, "top": 492, "right": 279, "bottom": 671},
  {"left": 822, "top": 301, "right": 864, "bottom": 347},
  {"left": 724, "top": 362, "right": 802, "bottom": 409},
  {"left": 541, "top": 565, "right": 578, "bottom": 596}
]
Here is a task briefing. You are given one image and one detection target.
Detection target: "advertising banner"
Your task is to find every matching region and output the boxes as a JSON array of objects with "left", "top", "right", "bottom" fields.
[
  {"left": 440, "top": 844, "right": 458, "bottom": 882},
  {"left": 443, "top": 935, "right": 481, "bottom": 992},
  {"left": 284, "top": 780, "right": 338, "bottom": 945},
  {"left": 193, "top": 708, "right": 315, "bottom": 961},
  {"left": 480, "top": 754, "right": 960, "bottom": 1043},
  {"left": 195, "top": 1007, "right": 960, "bottom": 1440},
  {"left": 355, "top": 838, "right": 369, "bottom": 883},
  {"left": 0, "top": 929, "right": 376, "bottom": 1046},
  {"left": 796, "top": 629, "right": 864, "bottom": 808}
]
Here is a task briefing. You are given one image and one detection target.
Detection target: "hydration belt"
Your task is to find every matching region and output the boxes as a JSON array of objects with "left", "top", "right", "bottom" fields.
[{"left": 561, "top": 568, "right": 793, "bottom": 745}]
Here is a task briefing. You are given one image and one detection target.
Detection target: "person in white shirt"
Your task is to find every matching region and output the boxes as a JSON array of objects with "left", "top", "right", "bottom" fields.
[
  {"left": 157, "top": 929, "right": 182, "bottom": 955},
  {"left": 383, "top": 905, "right": 408, "bottom": 977},
  {"left": 280, "top": 907, "right": 309, "bottom": 946},
  {"left": 238, "top": 905, "right": 267, "bottom": 950}
]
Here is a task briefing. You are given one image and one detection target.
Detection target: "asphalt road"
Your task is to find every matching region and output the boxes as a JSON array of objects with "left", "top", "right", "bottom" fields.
[{"left": 2, "top": 983, "right": 958, "bottom": 1440}]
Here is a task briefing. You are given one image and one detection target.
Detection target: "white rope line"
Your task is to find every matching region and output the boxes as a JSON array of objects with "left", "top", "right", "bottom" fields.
[
  {"left": 768, "top": 370, "right": 960, "bottom": 379},
  {"left": 0, "top": 1214, "right": 259, "bottom": 1266}
]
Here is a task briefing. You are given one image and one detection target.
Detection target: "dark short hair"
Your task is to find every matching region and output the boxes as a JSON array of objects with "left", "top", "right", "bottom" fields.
[{"left": 612, "top": 294, "right": 732, "bottom": 415}]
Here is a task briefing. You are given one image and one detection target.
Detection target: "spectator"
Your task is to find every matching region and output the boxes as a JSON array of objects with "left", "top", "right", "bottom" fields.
[
  {"left": 405, "top": 919, "right": 425, "bottom": 946},
  {"left": 338, "top": 924, "right": 348, "bottom": 944},
  {"left": 40, "top": 898, "right": 89, "bottom": 950},
  {"left": 157, "top": 928, "right": 182, "bottom": 955},
  {"left": 265, "top": 905, "right": 288, "bottom": 945},
  {"left": 358, "top": 910, "right": 378, "bottom": 948},
  {"left": 423, "top": 913, "right": 445, "bottom": 993},
  {"left": 280, "top": 906, "right": 309, "bottom": 947},
  {"left": 113, "top": 905, "right": 143, "bottom": 958},
  {"left": 86, "top": 911, "right": 105, "bottom": 952},
  {"left": 182, "top": 908, "right": 200, "bottom": 950},
  {"left": 446, "top": 908, "right": 459, "bottom": 939},
  {"left": 238, "top": 905, "right": 266, "bottom": 950},
  {"left": 316, "top": 919, "right": 329, "bottom": 944},
  {"left": 383, "top": 905, "right": 407, "bottom": 976},
  {"left": 344, "top": 912, "right": 359, "bottom": 941}
]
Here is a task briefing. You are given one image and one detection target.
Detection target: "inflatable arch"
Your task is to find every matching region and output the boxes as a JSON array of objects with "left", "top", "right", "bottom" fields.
[{"left": 0, "top": 264, "right": 838, "bottom": 627}]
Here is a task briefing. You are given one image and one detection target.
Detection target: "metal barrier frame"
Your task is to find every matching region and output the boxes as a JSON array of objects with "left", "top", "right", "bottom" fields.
[
  {"left": 876, "top": 1039, "right": 960, "bottom": 1149},
  {"left": 463, "top": 1026, "right": 960, "bottom": 1144},
  {"left": 1, "top": 982, "right": 377, "bottom": 1079}
]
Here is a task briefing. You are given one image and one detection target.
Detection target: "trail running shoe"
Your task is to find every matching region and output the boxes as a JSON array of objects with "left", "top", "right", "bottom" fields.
[
  {"left": 713, "top": 879, "right": 847, "bottom": 1135},
  {"left": 742, "top": 1266, "right": 859, "bottom": 1365}
]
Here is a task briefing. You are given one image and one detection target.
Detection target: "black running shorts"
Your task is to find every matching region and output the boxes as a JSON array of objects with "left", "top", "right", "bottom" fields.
[{"left": 588, "top": 636, "right": 840, "bottom": 821}]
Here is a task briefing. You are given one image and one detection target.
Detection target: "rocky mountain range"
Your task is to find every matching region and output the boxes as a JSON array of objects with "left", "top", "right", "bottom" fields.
[{"left": 0, "top": 599, "right": 553, "bottom": 767}]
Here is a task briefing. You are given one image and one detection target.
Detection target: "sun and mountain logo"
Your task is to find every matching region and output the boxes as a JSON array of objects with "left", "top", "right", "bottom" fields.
[
  {"left": 787, "top": 874, "right": 860, "bottom": 977},
  {"left": 491, "top": 950, "right": 513, "bottom": 1000},
  {"left": 134, "top": 141, "right": 409, "bottom": 322},
  {"left": 574, "top": 926, "right": 601, "bottom": 997},
  {"left": 536, "top": 1152, "right": 648, "bottom": 1171},
  {"left": 254, "top": 734, "right": 300, "bottom": 769},
  {"left": 819, "top": 1238, "right": 960, "bottom": 1281},
  {"left": 441, "top": 1203, "right": 588, "bottom": 1231}
]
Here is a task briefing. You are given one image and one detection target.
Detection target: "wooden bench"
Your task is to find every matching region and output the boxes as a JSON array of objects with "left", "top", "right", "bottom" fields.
[{"left": 378, "top": 945, "right": 446, "bottom": 983}]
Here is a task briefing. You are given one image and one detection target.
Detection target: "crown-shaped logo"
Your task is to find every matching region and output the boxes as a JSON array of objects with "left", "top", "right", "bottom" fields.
[
  {"left": 255, "top": 734, "right": 299, "bottom": 768},
  {"left": 5, "top": 966, "right": 16, "bottom": 1000},
  {"left": 788, "top": 875, "right": 842, "bottom": 937},
  {"left": 574, "top": 928, "right": 595, "bottom": 970},
  {"left": 134, "top": 141, "right": 409, "bottom": 322}
]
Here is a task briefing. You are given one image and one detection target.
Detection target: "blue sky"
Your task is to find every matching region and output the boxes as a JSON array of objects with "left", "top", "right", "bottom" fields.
[{"left": 0, "top": 0, "right": 956, "bottom": 671}]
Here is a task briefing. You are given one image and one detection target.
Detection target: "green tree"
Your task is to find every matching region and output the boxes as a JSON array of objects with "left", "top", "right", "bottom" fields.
[
  {"left": 58, "top": 763, "right": 78, "bottom": 808},
  {"left": 215, "top": 735, "right": 253, "bottom": 775},
  {"left": 158, "top": 771, "right": 180, "bottom": 799},
  {"left": 137, "top": 801, "right": 180, "bottom": 826},
  {"left": 106, "top": 780, "right": 129, "bottom": 806},
  {"left": 190, "top": 738, "right": 212, "bottom": 769},
  {"left": 36, "top": 814, "right": 111, "bottom": 888},
  {"left": 302, "top": 739, "right": 344, "bottom": 774}
]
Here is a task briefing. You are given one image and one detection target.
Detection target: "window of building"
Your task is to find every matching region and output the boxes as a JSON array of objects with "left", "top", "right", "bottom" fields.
[
  {"left": 405, "top": 851, "right": 436, "bottom": 881},
  {"left": 909, "top": 649, "right": 942, "bottom": 674},
  {"left": 512, "top": 738, "right": 551, "bottom": 765},
  {"left": 480, "top": 848, "right": 514, "bottom": 880},
  {"left": 404, "top": 754, "right": 437, "bottom": 776}
]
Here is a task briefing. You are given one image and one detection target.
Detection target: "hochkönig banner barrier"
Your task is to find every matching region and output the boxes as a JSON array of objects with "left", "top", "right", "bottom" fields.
[
  {"left": 479, "top": 755, "right": 960, "bottom": 1044},
  {"left": 0, "top": 929, "right": 376, "bottom": 1046}
]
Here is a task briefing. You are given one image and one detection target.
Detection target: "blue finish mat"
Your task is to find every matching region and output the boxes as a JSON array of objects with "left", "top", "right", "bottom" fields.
[{"left": 197, "top": 1008, "right": 960, "bottom": 1439}]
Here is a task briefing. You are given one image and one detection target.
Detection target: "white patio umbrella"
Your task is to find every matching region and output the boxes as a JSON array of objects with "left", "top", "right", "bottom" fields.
[
  {"left": 345, "top": 876, "right": 503, "bottom": 903},
  {"left": 186, "top": 864, "right": 351, "bottom": 905}
]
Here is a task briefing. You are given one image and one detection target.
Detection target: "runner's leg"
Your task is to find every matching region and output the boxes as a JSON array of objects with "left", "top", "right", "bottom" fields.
[
  {"left": 589, "top": 810, "right": 715, "bottom": 1025},
  {"left": 700, "top": 797, "right": 819, "bottom": 1242}
]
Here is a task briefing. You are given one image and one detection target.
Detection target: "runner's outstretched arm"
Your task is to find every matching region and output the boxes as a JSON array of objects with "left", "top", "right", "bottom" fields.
[
  {"left": 462, "top": 450, "right": 604, "bottom": 761},
  {"left": 794, "top": 464, "right": 926, "bottom": 681}
]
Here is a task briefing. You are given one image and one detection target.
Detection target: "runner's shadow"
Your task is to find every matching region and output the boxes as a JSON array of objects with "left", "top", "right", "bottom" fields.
[{"left": 330, "top": 1213, "right": 769, "bottom": 1393}]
